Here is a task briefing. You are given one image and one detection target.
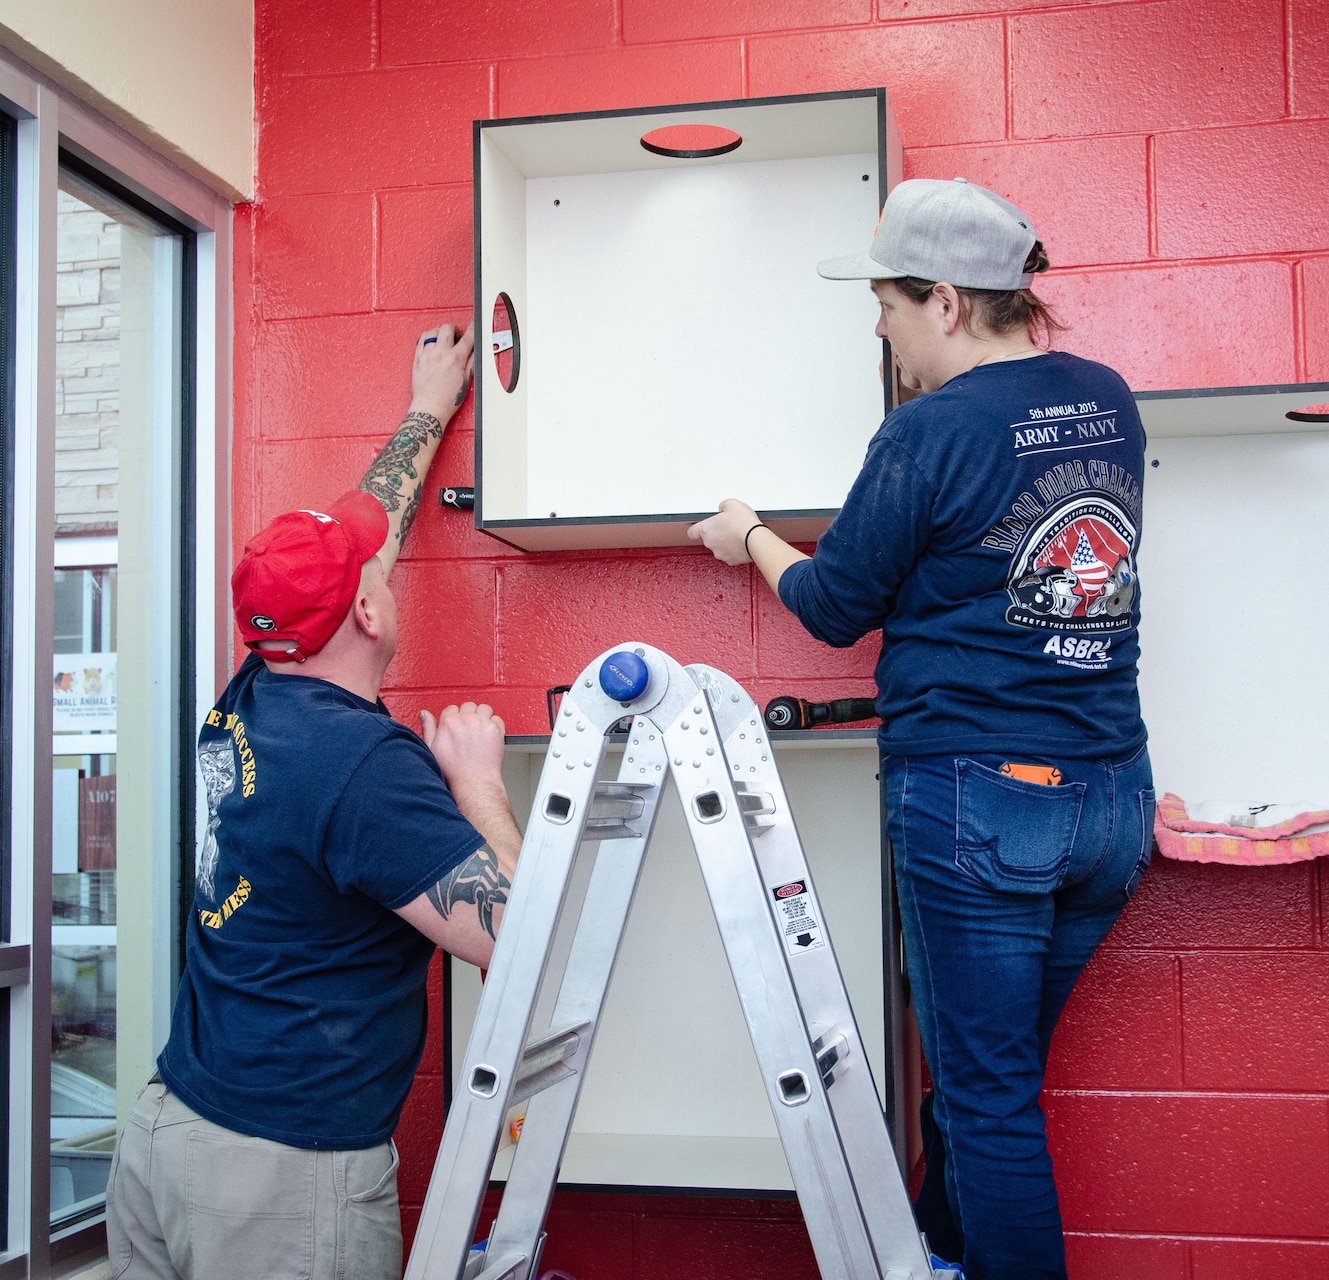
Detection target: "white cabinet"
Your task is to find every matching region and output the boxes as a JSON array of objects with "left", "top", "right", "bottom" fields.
[
  {"left": 1133, "top": 383, "right": 1329, "bottom": 803},
  {"left": 448, "top": 732, "right": 895, "bottom": 1192},
  {"left": 474, "top": 91, "right": 901, "bottom": 551}
]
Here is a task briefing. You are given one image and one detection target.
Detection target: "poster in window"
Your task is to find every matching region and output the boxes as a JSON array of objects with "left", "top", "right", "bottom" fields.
[{"left": 53, "top": 653, "right": 117, "bottom": 733}]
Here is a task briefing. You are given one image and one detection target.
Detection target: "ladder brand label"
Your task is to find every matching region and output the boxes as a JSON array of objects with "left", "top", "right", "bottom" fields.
[{"left": 771, "top": 882, "right": 826, "bottom": 955}]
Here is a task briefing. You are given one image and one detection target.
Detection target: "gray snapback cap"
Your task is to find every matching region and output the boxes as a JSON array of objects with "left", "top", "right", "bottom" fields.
[{"left": 818, "top": 177, "right": 1039, "bottom": 290}]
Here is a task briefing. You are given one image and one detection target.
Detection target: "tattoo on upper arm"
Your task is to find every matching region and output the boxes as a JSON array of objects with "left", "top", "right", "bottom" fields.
[
  {"left": 359, "top": 411, "right": 443, "bottom": 514},
  {"left": 425, "top": 844, "right": 511, "bottom": 940}
]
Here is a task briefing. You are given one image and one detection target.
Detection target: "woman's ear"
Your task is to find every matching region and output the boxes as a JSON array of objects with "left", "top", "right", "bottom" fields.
[{"left": 931, "top": 282, "right": 964, "bottom": 335}]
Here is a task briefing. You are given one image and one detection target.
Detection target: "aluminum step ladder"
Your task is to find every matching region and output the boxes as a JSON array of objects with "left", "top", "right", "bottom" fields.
[{"left": 405, "top": 643, "right": 954, "bottom": 1280}]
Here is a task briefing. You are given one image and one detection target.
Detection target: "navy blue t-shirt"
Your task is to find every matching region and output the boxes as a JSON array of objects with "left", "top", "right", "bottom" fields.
[
  {"left": 158, "top": 655, "right": 485, "bottom": 1149},
  {"left": 779, "top": 351, "right": 1148, "bottom": 760}
]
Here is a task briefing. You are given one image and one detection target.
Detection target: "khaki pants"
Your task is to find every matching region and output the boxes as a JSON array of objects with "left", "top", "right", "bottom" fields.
[{"left": 105, "top": 1080, "right": 402, "bottom": 1280}]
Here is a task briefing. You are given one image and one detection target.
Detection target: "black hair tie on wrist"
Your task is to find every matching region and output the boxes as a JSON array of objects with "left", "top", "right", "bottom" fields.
[{"left": 744, "top": 521, "right": 770, "bottom": 559}]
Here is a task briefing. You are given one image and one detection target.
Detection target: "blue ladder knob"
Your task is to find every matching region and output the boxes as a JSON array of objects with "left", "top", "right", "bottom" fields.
[{"left": 599, "top": 651, "right": 650, "bottom": 702}]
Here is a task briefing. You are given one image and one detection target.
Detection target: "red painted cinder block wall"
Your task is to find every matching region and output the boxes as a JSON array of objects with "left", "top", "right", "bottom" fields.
[{"left": 241, "top": 1, "right": 1329, "bottom": 1274}]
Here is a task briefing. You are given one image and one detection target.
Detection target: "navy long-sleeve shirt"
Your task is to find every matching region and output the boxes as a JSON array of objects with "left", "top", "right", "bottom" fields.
[{"left": 778, "top": 351, "right": 1149, "bottom": 760}]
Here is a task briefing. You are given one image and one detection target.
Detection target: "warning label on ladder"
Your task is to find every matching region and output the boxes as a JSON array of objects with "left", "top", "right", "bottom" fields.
[{"left": 771, "top": 881, "right": 827, "bottom": 955}]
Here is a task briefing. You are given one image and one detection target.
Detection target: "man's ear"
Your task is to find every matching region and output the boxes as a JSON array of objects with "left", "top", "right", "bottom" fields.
[
  {"left": 351, "top": 582, "right": 382, "bottom": 641},
  {"left": 351, "top": 557, "right": 388, "bottom": 641},
  {"left": 350, "top": 595, "right": 377, "bottom": 645}
]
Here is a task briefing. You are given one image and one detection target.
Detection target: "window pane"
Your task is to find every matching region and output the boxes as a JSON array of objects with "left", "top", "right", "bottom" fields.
[
  {"left": 0, "top": 109, "right": 17, "bottom": 1257},
  {"left": 50, "top": 170, "right": 183, "bottom": 1228}
]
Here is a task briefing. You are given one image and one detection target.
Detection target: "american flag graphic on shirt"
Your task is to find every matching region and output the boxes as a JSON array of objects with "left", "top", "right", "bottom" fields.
[
  {"left": 1006, "top": 495, "right": 1139, "bottom": 635},
  {"left": 1036, "top": 522, "right": 1123, "bottom": 603}
]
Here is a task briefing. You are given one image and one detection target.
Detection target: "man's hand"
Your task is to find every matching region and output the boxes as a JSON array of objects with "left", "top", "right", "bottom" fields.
[
  {"left": 411, "top": 322, "right": 475, "bottom": 425},
  {"left": 360, "top": 322, "right": 476, "bottom": 576},
  {"left": 419, "top": 701, "right": 506, "bottom": 806},
  {"left": 402, "top": 700, "right": 523, "bottom": 968},
  {"left": 419, "top": 702, "right": 520, "bottom": 856}
]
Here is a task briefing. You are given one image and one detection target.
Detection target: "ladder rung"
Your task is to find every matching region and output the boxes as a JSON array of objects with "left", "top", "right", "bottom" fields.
[
  {"left": 734, "top": 785, "right": 774, "bottom": 814},
  {"left": 577, "top": 781, "right": 657, "bottom": 841},
  {"left": 470, "top": 1253, "right": 530, "bottom": 1280},
  {"left": 580, "top": 821, "right": 642, "bottom": 842},
  {"left": 734, "top": 784, "right": 775, "bottom": 835},
  {"left": 593, "top": 780, "right": 654, "bottom": 802},
  {"left": 507, "top": 1021, "right": 590, "bottom": 1105},
  {"left": 814, "top": 1028, "right": 849, "bottom": 1084}
]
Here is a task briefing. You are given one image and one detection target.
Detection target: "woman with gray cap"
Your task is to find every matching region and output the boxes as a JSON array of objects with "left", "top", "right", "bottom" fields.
[{"left": 689, "top": 177, "right": 1153, "bottom": 1280}]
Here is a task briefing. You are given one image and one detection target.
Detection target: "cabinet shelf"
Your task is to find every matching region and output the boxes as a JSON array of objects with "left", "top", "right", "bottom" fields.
[{"left": 1135, "top": 382, "right": 1329, "bottom": 438}]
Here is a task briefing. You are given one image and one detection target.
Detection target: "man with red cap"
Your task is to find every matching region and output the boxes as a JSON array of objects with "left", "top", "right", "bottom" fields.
[{"left": 106, "top": 323, "right": 518, "bottom": 1279}]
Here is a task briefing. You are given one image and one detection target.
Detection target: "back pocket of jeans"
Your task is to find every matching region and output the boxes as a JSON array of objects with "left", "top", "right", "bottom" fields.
[{"left": 955, "top": 759, "right": 1085, "bottom": 893}]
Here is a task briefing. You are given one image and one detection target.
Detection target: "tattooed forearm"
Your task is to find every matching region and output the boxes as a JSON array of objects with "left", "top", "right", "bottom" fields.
[
  {"left": 426, "top": 844, "right": 511, "bottom": 941},
  {"left": 359, "top": 411, "right": 443, "bottom": 513},
  {"left": 396, "top": 486, "right": 423, "bottom": 546}
]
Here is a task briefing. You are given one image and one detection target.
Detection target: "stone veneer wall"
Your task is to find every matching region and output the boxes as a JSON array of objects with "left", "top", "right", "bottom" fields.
[{"left": 55, "top": 189, "right": 120, "bottom": 537}]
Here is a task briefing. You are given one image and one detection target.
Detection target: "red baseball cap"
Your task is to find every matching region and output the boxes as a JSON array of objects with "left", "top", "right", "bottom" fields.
[{"left": 231, "top": 490, "right": 390, "bottom": 662}]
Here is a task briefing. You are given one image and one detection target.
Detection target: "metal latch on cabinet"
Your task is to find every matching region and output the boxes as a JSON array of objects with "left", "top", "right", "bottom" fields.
[{"left": 491, "top": 329, "right": 514, "bottom": 354}]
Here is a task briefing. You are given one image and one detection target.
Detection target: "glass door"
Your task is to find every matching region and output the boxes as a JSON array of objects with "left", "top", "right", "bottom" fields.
[{"left": 48, "top": 167, "right": 186, "bottom": 1228}]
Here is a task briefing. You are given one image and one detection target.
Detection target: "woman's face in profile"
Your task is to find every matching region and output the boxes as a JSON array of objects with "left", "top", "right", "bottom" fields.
[{"left": 873, "top": 280, "right": 932, "bottom": 392}]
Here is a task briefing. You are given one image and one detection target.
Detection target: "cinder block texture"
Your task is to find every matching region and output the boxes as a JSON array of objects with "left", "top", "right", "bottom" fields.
[
  {"left": 381, "top": 0, "right": 615, "bottom": 66},
  {"left": 1063, "top": 1233, "right": 1187, "bottom": 1280},
  {"left": 377, "top": 188, "right": 474, "bottom": 312},
  {"left": 259, "top": 67, "right": 488, "bottom": 196},
  {"left": 495, "top": 556, "right": 755, "bottom": 683},
  {"left": 1043, "top": 950, "right": 1181, "bottom": 1090},
  {"left": 1155, "top": 121, "right": 1329, "bottom": 259},
  {"left": 1010, "top": 0, "right": 1285, "bottom": 138},
  {"left": 907, "top": 137, "right": 1149, "bottom": 268},
  {"left": 1180, "top": 953, "right": 1329, "bottom": 1091},
  {"left": 1046, "top": 1093, "right": 1329, "bottom": 1236},
  {"left": 1292, "top": 0, "right": 1329, "bottom": 117},
  {"left": 748, "top": 20, "right": 1006, "bottom": 147},
  {"left": 625, "top": 0, "right": 869, "bottom": 43},
  {"left": 256, "top": 0, "right": 374, "bottom": 77},
  {"left": 497, "top": 42, "right": 742, "bottom": 117},
  {"left": 1038, "top": 261, "right": 1296, "bottom": 389},
  {"left": 1104, "top": 858, "right": 1316, "bottom": 951},
  {"left": 1303, "top": 257, "right": 1329, "bottom": 382}
]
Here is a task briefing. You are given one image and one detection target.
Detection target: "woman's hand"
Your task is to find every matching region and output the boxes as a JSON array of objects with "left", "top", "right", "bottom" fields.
[{"left": 687, "top": 498, "right": 764, "bottom": 565}]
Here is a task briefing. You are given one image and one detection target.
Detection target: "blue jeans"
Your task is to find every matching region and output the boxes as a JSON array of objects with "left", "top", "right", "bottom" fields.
[{"left": 883, "top": 745, "right": 1155, "bottom": 1280}]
